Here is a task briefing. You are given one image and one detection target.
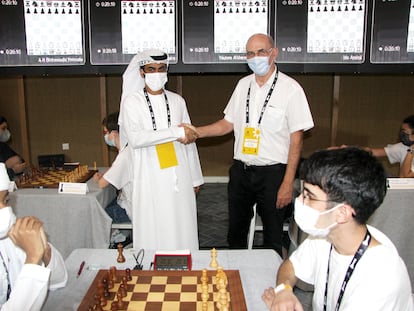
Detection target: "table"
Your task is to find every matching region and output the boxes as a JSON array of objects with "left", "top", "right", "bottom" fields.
[
  {"left": 43, "top": 248, "right": 282, "bottom": 311},
  {"left": 9, "top": 179, "right": 117, "bottom": 259},
  {"left": 368, "top": 188, "right": 414, "bottom": 290}
]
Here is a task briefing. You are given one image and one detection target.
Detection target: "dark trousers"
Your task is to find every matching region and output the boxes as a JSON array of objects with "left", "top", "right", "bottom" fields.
[{"left": 227, "top": 160, "right": 287, "bottom": 257}]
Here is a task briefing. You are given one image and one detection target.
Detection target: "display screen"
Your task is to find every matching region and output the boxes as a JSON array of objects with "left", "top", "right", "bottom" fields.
[
  {"left": 88, "top": 0, "right": 177, "bottom": 65},
  {"left": 0, "top": 0, "right": 85, "bottom": 66},
  {"left": 275, "top": 0, "right": 367, "bottom": 64},
  {"left": 370, "top": 0, "right": 414, "bottom": 63},
  {"left": 155, "top": 255, "right": 189, "bottom": 270},
  {"left": 182, "top": 0, "right": 270, "bottom": 64}
]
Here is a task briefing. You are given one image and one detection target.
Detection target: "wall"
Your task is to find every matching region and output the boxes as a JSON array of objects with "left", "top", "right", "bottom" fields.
[{"left": 1, "top": 73, "right": 413, "bottom": 177}]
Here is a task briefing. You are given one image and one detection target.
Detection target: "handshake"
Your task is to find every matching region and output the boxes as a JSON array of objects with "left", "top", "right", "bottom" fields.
[{"left": 178, "top": 123, "right": 200, "bottom": 145}]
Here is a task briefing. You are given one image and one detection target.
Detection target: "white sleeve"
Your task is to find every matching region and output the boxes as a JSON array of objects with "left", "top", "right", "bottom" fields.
[
  {"left": 45, "top": 243, "right": 68, "bottom": 290},
  {"left": 1, "top": 264, "right": 50, "bottom": 311}
]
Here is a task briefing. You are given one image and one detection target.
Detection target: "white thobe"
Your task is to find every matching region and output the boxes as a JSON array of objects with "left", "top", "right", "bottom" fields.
[
  {"left": 0, "top": 238, "right": 67, "bottom": 310},
  {"left": 119, "top": 89, "right": 204, "bottom": 251}
]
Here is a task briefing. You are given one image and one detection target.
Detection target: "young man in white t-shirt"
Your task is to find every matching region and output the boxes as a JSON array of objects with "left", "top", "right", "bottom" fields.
[{"left": 262, "top": 147, "right": 413, "bottom": 311}]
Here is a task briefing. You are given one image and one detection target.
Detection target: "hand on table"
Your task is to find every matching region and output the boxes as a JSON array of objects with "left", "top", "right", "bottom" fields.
[{"left": 262, "top": 287, "right": 304, "bottom": 311}]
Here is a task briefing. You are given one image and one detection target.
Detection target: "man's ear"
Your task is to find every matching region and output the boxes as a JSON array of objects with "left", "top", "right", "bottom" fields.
[
  {"left": 139, "top": 68, "right": 145, "bottom": 79},
  {"left": 336, "top": 204, "right": 355, "bottom": 224}
]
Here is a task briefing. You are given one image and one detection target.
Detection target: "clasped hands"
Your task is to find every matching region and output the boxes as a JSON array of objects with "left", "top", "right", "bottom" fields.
[{"left": 177, "top": 123, "right": 199, "bottom": 145}]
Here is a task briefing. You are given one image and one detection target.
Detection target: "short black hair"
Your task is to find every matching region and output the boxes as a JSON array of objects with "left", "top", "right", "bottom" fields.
[
  {"left": 402, "top": 115, "right": 414, "bottom": 132},
  {"left": 0, "top": 116, "right": 7, "bottom": 125},
  {"left": 102, "top": 111, "right": 119, "bottom": 132},
  {"left": 299, "top": 147, "right": 387, "bottom": 224}
]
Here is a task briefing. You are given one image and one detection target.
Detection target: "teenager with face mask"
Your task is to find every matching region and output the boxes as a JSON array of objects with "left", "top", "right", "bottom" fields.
[
  {"left": 93, "top": 111, "right": 132, "bottom": 224},
  {"left": 262, "top": 147, "right": 413, "bottom": 311},
  {"left": 0, "top": 116, "right": 27, "bottom": 180},
  {"left": 0, "top": 163, "right": 67, "bottom": 310},
  {"left": 118, "top": 49, "right": 203, "bottom": 251}
]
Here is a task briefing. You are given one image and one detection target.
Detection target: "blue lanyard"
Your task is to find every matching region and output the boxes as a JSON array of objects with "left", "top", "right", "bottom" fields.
[{"left": 323, "top": 230, "right": 371, "bottom": 311}]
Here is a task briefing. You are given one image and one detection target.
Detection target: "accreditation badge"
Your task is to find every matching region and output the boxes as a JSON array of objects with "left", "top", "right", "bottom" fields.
[
  {"left": 242, "top": 127, "right": 260, "bottom": 155},
  {"left": 156, "top": 142, "right": 178, "bottom": 169}
]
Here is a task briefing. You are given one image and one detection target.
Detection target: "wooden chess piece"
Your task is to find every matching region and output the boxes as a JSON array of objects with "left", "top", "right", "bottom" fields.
[
  {"left": 117, "top": 243, "right": 126, "bottom": 263},
  {"left": 210, "top": 248, "right": 218, "bottom": 269}
]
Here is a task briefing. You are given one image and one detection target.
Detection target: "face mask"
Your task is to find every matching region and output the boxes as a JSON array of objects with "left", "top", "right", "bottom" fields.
[
  {"left": 0, "top": 129, "right": 11, "bottom": 143},
  {"left": 104, "top": 133, "right": 116, "bottom": 147},
  {"left": 294, "top": 198, "right": 341, "bottom": 238},
  {"left": 0, "top": 207, "right": 16, "bottom": 239},
  {"left": 145, "top": 72, "right": 168, "bottom": 92},
  {"left": 247, "top": 56, "right": 271, "bottom": 76},
  {"left": 400, "top": 132, "right": 414, "bottom": 146}
]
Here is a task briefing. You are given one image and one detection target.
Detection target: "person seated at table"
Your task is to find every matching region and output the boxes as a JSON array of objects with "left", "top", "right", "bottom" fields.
[
  {"left": 331, "top": 115, "right": 414, "bottom": 178},
  {"left": 93, "top": 112, "right": 132, "bottom": 245},
  {"left": 262, "top": 147, "right": 413, "bottom": 311},
  {"left": 0, "top": 116, "right": 27, "bottom": 180},
  {"left": 0, "top": 162, "right": 68, "bottom": 310}
]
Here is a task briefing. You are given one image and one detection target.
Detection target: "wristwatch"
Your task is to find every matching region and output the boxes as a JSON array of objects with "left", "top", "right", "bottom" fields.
[
  {"left": 407, "top": 148, "right": 413, "bottom": 154},
  {"left": 274, "top": 283, "right": 293, "bottom": 294}
]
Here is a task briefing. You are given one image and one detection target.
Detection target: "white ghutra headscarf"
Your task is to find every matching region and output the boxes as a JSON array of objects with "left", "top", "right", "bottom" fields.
[{"left": 119, "top": 49, "right": 169, "bottom": 148}]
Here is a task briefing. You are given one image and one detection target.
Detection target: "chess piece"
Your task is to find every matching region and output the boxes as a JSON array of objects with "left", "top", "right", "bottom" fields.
[
  {"left": 201, "top": 269, "right": 209, "bottom": 311},
  {"left": 210, "top": 248, "right": 218, "bottom": 269},
  {"left": 117, "top": 244, "right": 126, "bottom": 263},
  {"left": 125, "top": 268, "right": 132, "bottom": 281}
]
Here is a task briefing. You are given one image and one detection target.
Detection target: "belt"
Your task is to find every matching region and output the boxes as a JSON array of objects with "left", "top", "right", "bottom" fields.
[{"left": 234, "top": 159, "right": 284, "bottom": 170}]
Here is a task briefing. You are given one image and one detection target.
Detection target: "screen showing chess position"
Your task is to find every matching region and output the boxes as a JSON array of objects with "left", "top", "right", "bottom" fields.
[
  {"left": 275, "top": 0, "right": 367, "bottom": 63},
  {"left": 89, "top": 0, "right": 177, "bottom": 65},
  {"left": 370, "top": 0, "right": 414, "bottom": 63},
  {"left": 182, "top": 0, "right": 269, "bottom": 64},
  {"left": 0, "top": 0, "right": 85, "bottom": 66}
]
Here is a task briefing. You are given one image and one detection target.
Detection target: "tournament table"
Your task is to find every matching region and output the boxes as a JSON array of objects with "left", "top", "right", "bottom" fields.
[
  {"left": 43, "top": 248, "right": 282, "bottom": 311},
  {"left": 9, "top": 178, "right": 117, "bottom": 259}
]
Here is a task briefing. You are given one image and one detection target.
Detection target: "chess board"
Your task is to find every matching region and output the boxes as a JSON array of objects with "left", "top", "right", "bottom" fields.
[
  {"left": 17, "top": 168, "right": 96, "bottom": 189},
  {"left": 78, "top": 269, "right": 247, "bottom": 311}
]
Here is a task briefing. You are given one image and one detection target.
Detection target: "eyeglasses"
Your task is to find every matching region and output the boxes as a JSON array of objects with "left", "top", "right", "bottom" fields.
[
  {"left": 142, "top": 64, "right": 168, "bottom": 73},
  {"left": 246, "top": 48, "right": 273, "bottom": 59},
  {"left": 300, "top": 185, "right": 337, "bottom": 204}
]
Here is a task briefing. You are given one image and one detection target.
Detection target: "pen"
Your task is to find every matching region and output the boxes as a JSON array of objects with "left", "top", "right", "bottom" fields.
[{"left": 77, "top": 261, "right": 85, "bottom": 278}]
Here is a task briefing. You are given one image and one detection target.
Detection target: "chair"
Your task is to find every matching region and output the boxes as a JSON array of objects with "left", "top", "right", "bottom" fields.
[{"left": 247, "top": 203, "right": 289, "bottom": 250}]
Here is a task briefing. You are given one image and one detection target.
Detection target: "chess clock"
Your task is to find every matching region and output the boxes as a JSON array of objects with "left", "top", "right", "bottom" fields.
[{"left": 153, "top": 250, "right": 192, "bottom": 271}]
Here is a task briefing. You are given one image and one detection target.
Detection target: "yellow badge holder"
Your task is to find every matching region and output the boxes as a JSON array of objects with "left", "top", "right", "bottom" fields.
[
  {"left": 242, "top": 127, "right": 260, "bottom": 155},
  {"left": 156, "top": 142, "right": 178, "bottom": 169}
]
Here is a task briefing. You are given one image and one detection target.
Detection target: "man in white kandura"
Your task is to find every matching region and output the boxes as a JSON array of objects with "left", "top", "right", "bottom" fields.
[{"left": 119, "top": 49, "right": 203, "bottom": 250}]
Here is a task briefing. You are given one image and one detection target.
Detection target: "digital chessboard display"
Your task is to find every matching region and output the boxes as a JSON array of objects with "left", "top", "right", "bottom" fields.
[
  {"left": 370, "top": 0, "right": 414, "bottom": 63},
  {"left": 88, "top": 0, "right": 177, "bottom": 65},
  {"left": 275, "top": 0, "right": 367, "bottom": 63},
  {"left": 182, "top": 0, "right": 269, "bottom": 64},
  {"left": 0, "top": 0, "right": 85, "bottom": 66}
]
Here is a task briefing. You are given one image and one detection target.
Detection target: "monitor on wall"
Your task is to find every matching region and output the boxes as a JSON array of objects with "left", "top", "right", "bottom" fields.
[
  {"left": 370, "top": 0, "right": 414, "bottom": 63},
  {"left": 88, "top": 0, "right": 178, "bottom": 65},
  {"left": 0, "top": 0, "right": 85, "bottom": 66},
  {"left": 275, "top": 0, "right": 368, "bottom": 64},
  {"left": 182, "top": 0, "right": 270, "bottom": 64}
]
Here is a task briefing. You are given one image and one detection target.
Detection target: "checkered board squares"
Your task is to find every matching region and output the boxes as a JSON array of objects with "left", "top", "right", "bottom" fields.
[
  {"left": 407, "top": 0, "right": 414, "bottom": 52},
  {"left": 121, "top": 0, "right": 176, "bottom": 55},
  {"left": 78, "top": 269, "right": 247, "bottom": 311},
  {"left": 23, "top": 0, "right": 83, "bottom": 55},
  {"left": 307, "top": 0, "right": 366, "bottom": 53},
  {"left": 214, "top": 0, "right": 268, "bottom": 54}
]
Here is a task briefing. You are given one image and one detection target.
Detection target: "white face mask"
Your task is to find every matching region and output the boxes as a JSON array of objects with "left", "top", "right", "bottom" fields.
[
  {"left": 294, "top": 198, "right": 341, "bottom": 238},
  {"left": 0, "top": 129, "right": 11, "bottom": 143},
  {"left": 145, "top": 72, "right": 168, "bottom": 92},
  {"left": 247, "top": 56, "right": 271, "bottom": 76},
  {"left": 0, "top": 207, "right": 16, "bottom": 239}
]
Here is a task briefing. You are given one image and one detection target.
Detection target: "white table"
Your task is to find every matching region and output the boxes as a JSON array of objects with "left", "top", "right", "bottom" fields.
[
  {"left": 9, "top": 179, "right": 117, "bottom": 259},
  {"left": 43, "top": 248, "right": 282, "bottom": 311}
]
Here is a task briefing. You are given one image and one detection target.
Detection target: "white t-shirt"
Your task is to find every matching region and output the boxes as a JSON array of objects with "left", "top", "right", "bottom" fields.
[
  {"left": 224, "top": 69, "right": 314, "bottom": 165},
  {"left": 103, "top": 145, "right": 133, "bottom": 220},
  {"left": 290, "top": 226, "right": 413, "bottom": 311},
  {"left": 384, "top": 142, "right": 414, "bottom": 172}
]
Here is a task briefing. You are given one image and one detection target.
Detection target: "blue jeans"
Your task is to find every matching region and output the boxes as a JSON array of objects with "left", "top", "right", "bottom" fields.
[{"left": 105, "top": 198, "right": 131, "bottom": 223}]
